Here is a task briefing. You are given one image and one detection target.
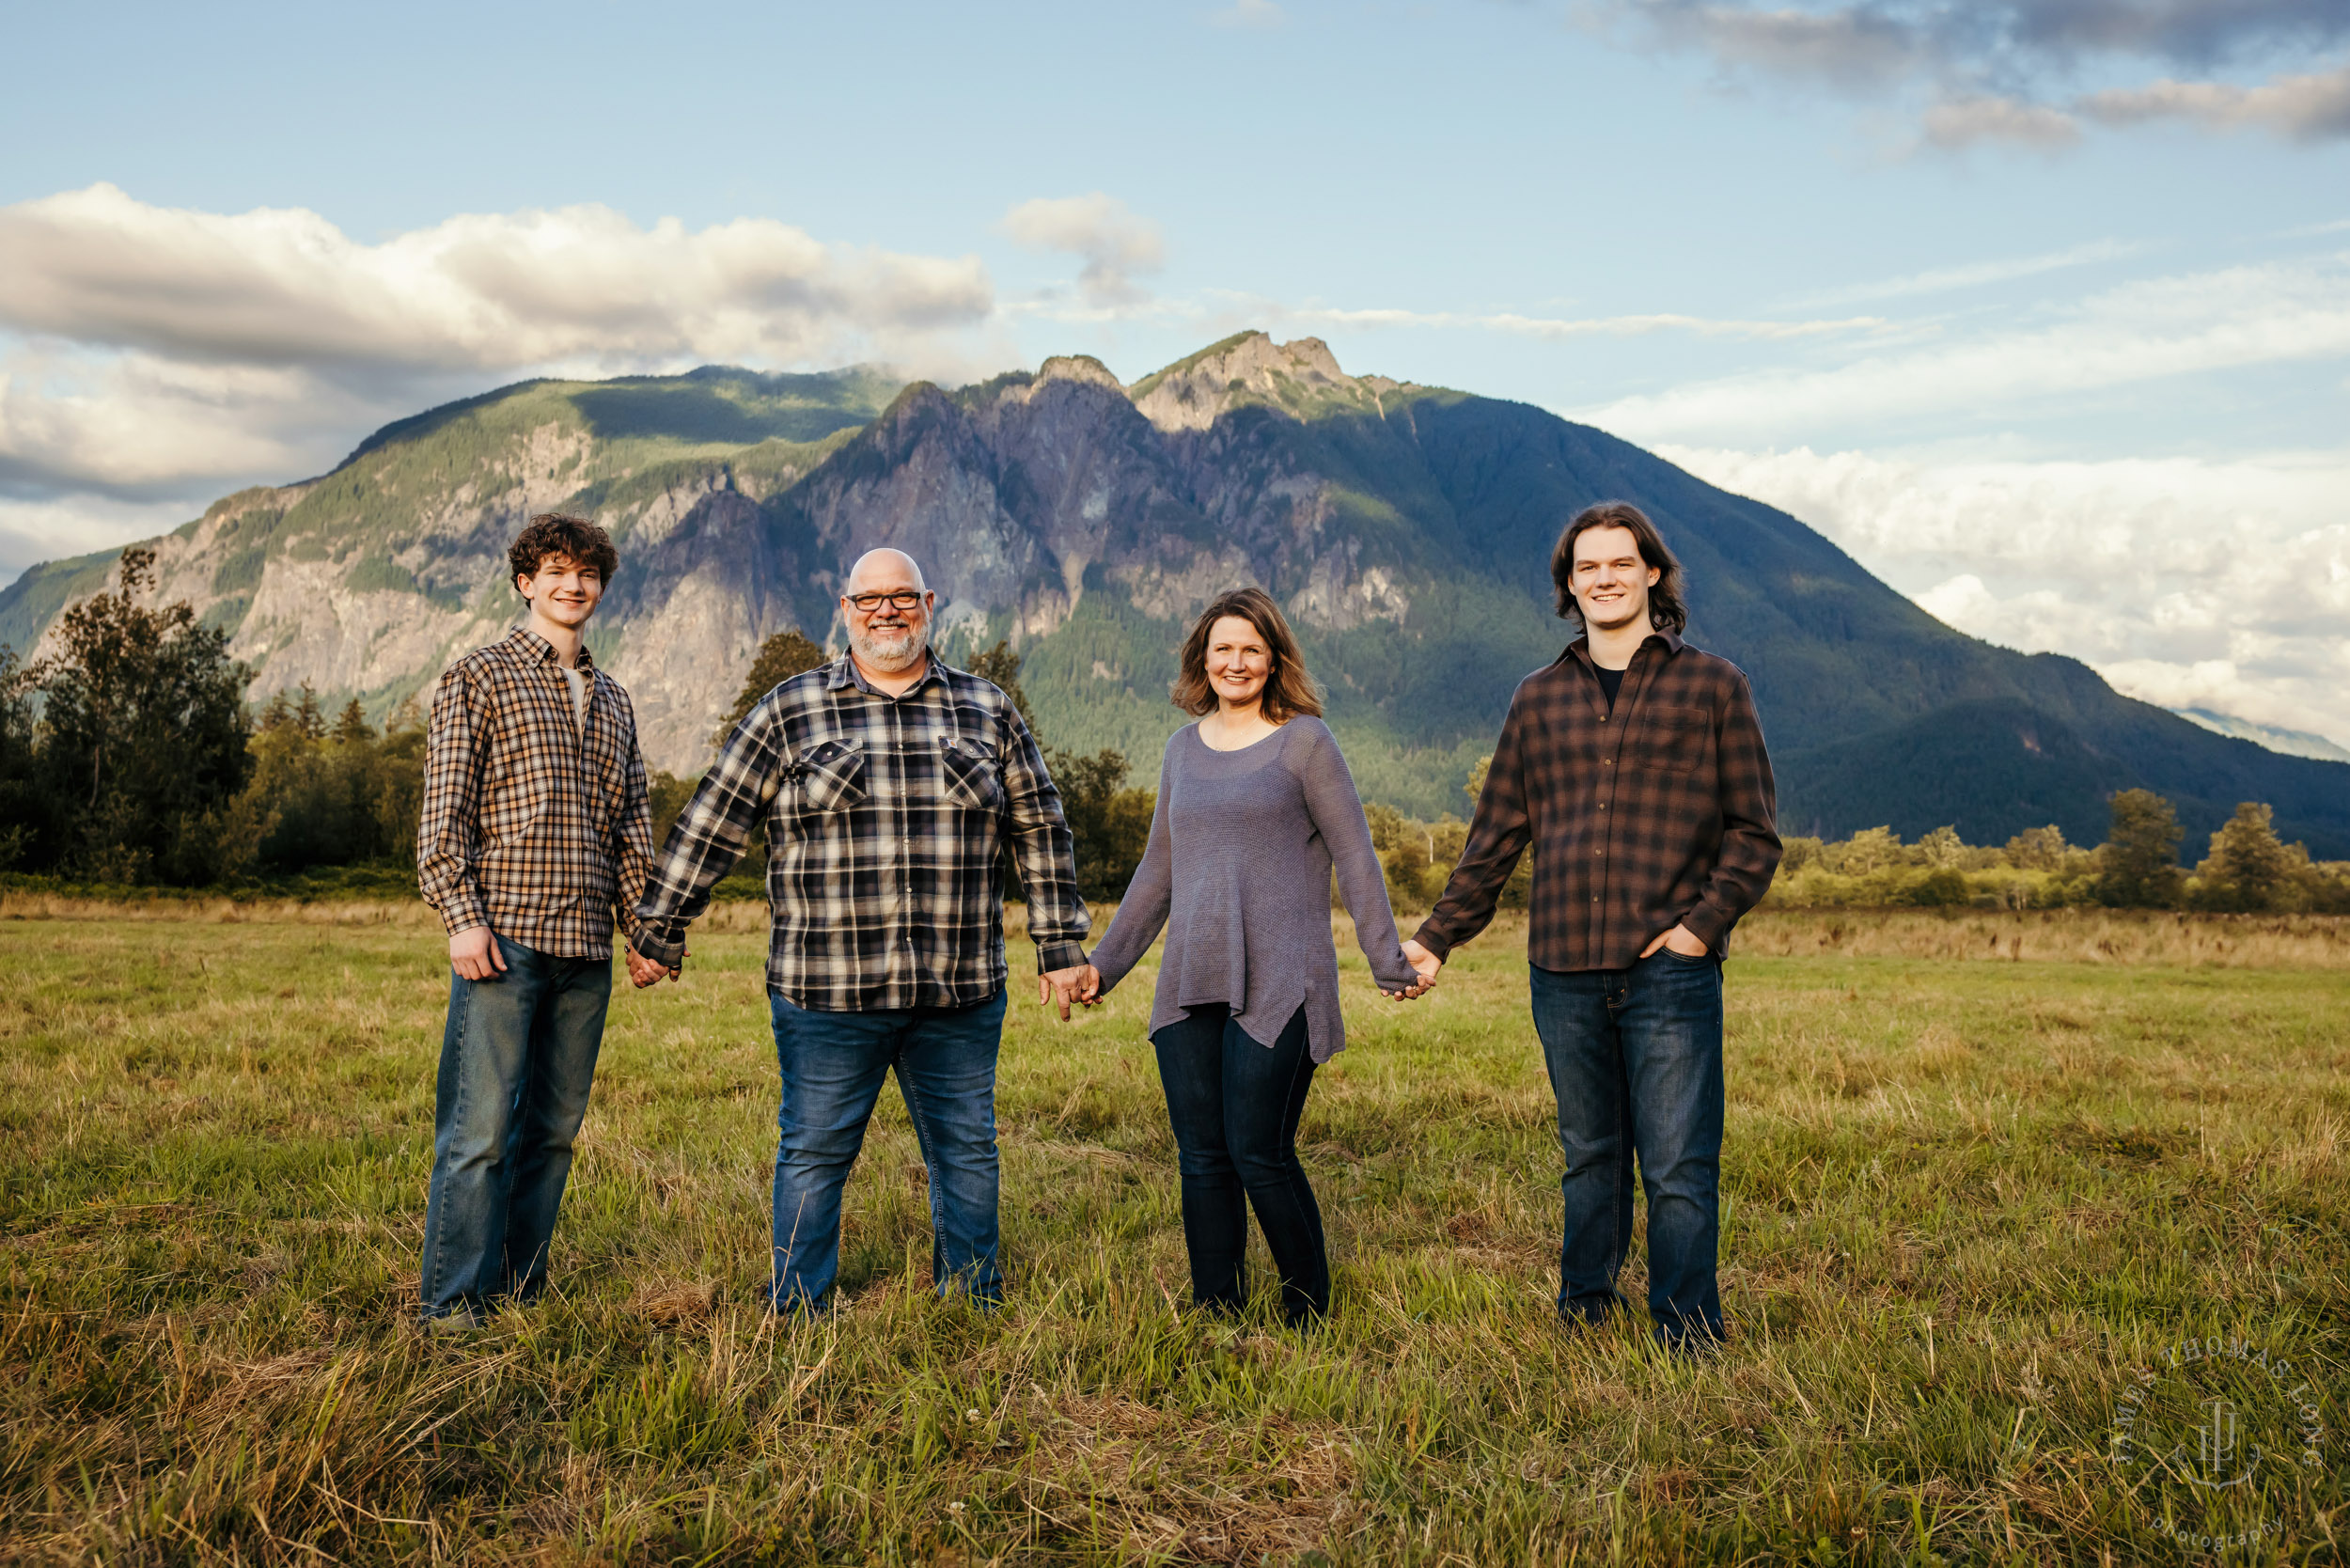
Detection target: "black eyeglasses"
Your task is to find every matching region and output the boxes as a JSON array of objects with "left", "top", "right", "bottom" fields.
[{"left": 844, "top": 589, "right": 926, "bottom": 613}]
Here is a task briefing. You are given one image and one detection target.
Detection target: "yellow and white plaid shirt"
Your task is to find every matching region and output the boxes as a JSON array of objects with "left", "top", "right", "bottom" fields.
[{"left": 416, "top": 628, "right": 651, "bottom": 959}]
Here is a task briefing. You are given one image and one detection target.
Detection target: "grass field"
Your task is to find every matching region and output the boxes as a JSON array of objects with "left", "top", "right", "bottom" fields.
[{"left": 2, "top": 904, "right": 2343, "bottom": 1564}]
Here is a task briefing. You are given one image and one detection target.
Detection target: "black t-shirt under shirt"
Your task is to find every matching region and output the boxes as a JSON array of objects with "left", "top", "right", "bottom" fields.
[{"left": 1593, "top": 663, "right": 1625, "bottom": 712}]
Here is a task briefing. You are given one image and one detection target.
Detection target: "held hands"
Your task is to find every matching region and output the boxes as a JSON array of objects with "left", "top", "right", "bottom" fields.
[
  {"left": 1038, "top": 964, "right": 1101, "bottom": 1021},
  {"left": 1639, "top": 923, "right": 1711, "bottom": 960},
  {"left": 626, "top": 942, "right": 686, "bottom": 989},
  {"left": 1385, "top": 938, "right": 1444, "bottom": 1000}
]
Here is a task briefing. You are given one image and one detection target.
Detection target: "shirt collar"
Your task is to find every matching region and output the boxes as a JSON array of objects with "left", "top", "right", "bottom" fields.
[
  {"left": 509, "top": 626, "right": 597, "bottom": 675},
  {"left": 1562, "top": 624, "right": 1683, "bottom": 669},
  {"left": 827, "top": 651, "right": 944, "bottom": 698}
]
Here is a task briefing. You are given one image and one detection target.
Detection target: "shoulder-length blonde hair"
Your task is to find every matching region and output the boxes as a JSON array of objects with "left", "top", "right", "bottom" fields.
[{"left": 1169, "top": 587, "right": 1324, "bottom": 722}]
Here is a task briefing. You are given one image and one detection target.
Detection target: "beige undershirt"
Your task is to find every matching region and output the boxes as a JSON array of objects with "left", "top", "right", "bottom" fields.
[{"left": 561, "top": 663, "right": 589, "bottom": 730}]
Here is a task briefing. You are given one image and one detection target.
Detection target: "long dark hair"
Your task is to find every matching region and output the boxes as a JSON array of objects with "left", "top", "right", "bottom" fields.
[
  {"left": 1550, "top": 501, "right": 1688, "bottom": 634},
  {"left": 1169, "top": 587, "right": 1324, "bottom": 722}
]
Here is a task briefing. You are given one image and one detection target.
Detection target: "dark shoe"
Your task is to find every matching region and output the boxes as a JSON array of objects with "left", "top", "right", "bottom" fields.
[{"left": 1655, "top": 1324, "right": 1724, "bottom": 1359}]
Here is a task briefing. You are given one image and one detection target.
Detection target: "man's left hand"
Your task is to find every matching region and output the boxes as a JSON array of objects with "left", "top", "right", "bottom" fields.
[
  {"left": 1039, "top": 964, "right": 1098, "bottom": 1021},
  {"left": 1639, "top": 923, "right": 1711, "bottom": 960}
]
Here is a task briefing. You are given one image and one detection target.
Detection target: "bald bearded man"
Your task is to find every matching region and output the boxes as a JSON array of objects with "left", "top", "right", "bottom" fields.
[{"left": 634, "top": 549, "right": 1094, "bottom": 1311}]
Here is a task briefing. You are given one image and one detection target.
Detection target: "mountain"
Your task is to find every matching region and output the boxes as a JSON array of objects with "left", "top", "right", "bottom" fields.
[
  {"left": 2173, "top": 708, "right": 2350, "bottom": 764},
  {"left": 7, "top": 332, "right": 2347, "bottom": 857}
]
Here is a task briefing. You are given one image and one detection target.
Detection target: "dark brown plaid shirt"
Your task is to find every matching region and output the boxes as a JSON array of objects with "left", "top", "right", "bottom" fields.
[
  {"left": 416, "top": 628, "right": 652, "bottom": 959},
  {"left": 1416, "top": 629, "right": 1780, "bottom": 971}
]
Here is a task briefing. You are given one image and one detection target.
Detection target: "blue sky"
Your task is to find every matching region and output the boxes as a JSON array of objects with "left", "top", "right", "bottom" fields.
[{"left": 3, "top": 0, "right": 2346, "bottom": 743}]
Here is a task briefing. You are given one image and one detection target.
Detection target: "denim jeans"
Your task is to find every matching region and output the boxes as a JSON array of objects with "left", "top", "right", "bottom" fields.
[
  {"left": 419, "top": 933, "right": 612, "bottom": 1320},
  {"left": 767, "top": 988, "right": 1009, "bottom": 1311},
  {"left": 1528, "top": 952, "right": 1726, "bottom": 1346},
  {"left": 1151, "top": 1003, "right": 1327, "bottom": 1324}
]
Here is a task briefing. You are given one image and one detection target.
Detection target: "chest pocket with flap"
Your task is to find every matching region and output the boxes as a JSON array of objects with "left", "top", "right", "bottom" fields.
[
  {"left": 940, "top": 736, "right": 1004, "bottom": 810},
  {"left": 793, "top": 739, "right": 869, "bottom": 812}
]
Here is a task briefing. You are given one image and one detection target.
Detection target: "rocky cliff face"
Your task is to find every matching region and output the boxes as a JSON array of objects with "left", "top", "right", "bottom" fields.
[
  {"left": 11, "top": 335, "right": 2347, "bottom": 851},
  {"left": 7, "top": 337, "right": 1438, "bottom": 776}
]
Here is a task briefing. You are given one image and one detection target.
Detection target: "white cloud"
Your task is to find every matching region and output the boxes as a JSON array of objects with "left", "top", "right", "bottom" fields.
[
  {"left": 0, "top": 183, "right": 995, "bottom": 375},
  {"left": 1656, "top": 442, "right": 2350, "bottom": 750},
  {"left": 1588, "top": 252, "right": 2350, "bottom": 444},
  {"left": 0, "top": 182, "right": 1026, "bottom": 561},
  {"left": 0, "top": 492, "right": 198, "bottom": 582},
  {"left": 1277, "top": 304, "right": 1888, "bottom": 341},
  {"left": 998, "top": 194, "right": 1167, "bottom": 308},
  {"left": 1784, "top": 238, "right": 2149, "bottom": 306},
  {"left": 0, "top": 346, "right": 395, "bottom": 495},
  {"left": 2080, "top": 61, "right": 2350, "bottom": 141},
  {"left": 1920, "top": 93, "right": 2082, "bottom": 149}
]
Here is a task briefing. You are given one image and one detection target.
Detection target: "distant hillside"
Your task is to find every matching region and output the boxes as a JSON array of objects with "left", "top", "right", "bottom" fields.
[
  {"left": 2174, "top": 708, "right": 2350, "bottom": 764},
  {"left": 6, "top": 333, "right": 2346, "bottom": 856}
]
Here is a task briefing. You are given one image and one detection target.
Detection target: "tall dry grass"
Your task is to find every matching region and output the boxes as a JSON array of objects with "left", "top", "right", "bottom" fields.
[
  {"left": 1734, "top": 906, "right": 2350, "bottom": 968},
  {"left": 2, "top": 907, "right": 2343, "bottom": 1562}
]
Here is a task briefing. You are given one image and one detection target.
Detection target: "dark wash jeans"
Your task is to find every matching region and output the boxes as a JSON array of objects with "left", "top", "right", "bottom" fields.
[
  {"left": 1151, "top": 1003, "right": 1327, "bottom": 1325},
  {"left": 1528, "top": 951, "right": 1726, "bottom": 1346},
  {"left": 766, "top": 988, "right": 1009, "bottom": 1311},
  {"left": 419, "top": 934, "right": 612, "bottom": 1321}
]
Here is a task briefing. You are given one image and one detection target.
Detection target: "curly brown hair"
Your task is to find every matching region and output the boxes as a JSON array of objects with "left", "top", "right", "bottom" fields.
[
  {"left": 1169, "top": 587, "right": 1324, "bottom": 722},
  {"left": 509, "top": 513, "right": 619, "bottom": 588},
  {"left": 1550, "top": 500, "right": 1688, "bottom": 634}
]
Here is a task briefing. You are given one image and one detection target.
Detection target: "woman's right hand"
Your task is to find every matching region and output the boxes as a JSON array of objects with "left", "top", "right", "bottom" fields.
[{"left": 1382, "top": 940, "right": 1441, "bottom": 999}]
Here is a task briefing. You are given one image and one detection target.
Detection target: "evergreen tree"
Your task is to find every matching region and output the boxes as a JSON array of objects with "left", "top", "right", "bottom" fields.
[
  {"left": 0, "top": 648, "right": 40, "bottom": 870},
  {"left": 965, "top": 639, "right": 1040, "bottom": 735},
  {"left": 2095, "top": 789, "right": 2184, "bottom": 908},
  {"left": 713, "top": 629, "right": 827, "bottom": 745},
  {"left": 31, "top": 548, "right": 252, "bottom": 882}
]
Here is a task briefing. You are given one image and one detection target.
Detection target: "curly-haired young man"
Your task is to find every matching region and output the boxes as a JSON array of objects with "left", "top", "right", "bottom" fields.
[{"left": 415, "top": 513, "right": 659, "bottom": 1326}]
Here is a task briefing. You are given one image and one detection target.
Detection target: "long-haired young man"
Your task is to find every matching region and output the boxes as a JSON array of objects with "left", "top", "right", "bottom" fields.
[{"left": 1402, "top": 501, "right": 1781, "bottom": 1351}]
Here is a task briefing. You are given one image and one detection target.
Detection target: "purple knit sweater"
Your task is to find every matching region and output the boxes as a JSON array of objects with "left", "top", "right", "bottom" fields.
[{"left": 1089, "top": 717, "right": 1418, "bottom": 1062}]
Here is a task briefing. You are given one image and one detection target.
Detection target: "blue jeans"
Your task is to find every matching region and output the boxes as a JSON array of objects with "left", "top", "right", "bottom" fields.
[
  {"left": 419, "top": 934, "right": 611, "bottom": 1320},
  {"left": 767, "top": 988, "right": 1009, "bottom": 1311},
  {"left": 1152, "top": 1004, "right": 1327, "bottom": 1324},
  {"left": 1528, "top": 953, "right": 1726, "bottom": 1346}
]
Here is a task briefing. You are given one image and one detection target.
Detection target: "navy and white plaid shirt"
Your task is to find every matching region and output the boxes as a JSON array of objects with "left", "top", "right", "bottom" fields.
[{"left": 632, "top": 653, "right": 1090, "bottom": 1011}]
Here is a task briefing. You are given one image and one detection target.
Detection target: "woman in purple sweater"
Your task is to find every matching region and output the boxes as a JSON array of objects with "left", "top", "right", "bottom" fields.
[{"left": 1070, "top": 588, "right": 1434, "bottom": 1325}]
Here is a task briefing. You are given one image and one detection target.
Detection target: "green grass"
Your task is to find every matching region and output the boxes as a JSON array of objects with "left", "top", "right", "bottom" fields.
[{"left": 2, "top": 910, "right": 2344, "bottom": 1563}]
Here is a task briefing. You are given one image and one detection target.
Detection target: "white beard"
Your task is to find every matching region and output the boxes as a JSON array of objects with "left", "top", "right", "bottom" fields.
[{"left": 849, "top": 620, "right": 927, "bottom": 673}]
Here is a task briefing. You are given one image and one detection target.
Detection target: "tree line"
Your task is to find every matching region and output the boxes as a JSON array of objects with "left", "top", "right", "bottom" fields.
[
  {"left": 0, "top": 562, "right": 1153, "bottom": 899},
  {"left": 1357, "top": 784, "right": 2350, "bottom": 916},
  {"left": 3, "top": 552, "right": 2340, "bottom": 917}
]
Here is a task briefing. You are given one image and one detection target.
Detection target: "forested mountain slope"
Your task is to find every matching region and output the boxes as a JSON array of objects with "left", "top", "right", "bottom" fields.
[{"left": 6, "top": 333, "right": 2343, "bottom": 855}]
